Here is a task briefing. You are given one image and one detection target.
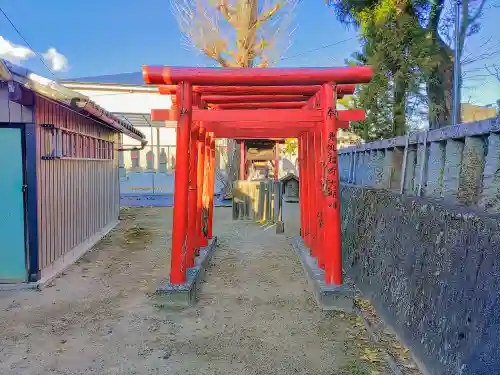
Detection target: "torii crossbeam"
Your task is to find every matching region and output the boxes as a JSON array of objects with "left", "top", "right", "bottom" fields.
[{"left": 143, "top": 65, "right": 373, "bottom": 287}]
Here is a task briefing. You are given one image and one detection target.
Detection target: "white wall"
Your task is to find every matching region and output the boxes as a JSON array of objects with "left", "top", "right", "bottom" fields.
[
  {"left": 73, "top": 89, "right": 173, "bottom": 114},
  {"left": 70, "top": 88, "right": 178, "bottom": 169}
]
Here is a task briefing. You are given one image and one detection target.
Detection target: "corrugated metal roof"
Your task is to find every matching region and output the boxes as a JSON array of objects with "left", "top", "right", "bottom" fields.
[
  {"left": 62, "top": 72, "right": 146, "bottom": 85},
  {"left": 0, "top": 60, "right": 146, "bottom": 141},
  {"left": 113, "top": 112, "right": 173, "bottom": 128}
]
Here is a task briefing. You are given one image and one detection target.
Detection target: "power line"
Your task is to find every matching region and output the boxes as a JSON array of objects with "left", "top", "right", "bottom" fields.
[
  {"left": 280, "top": 37, "right": 355, "bottom": 61},
  {"left": 0, "top": 6, "right": 55, "bottom": 77}
]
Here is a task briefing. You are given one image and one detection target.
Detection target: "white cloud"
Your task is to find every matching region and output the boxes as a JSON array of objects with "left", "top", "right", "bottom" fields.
[
  {"left": 42, "top": 47, "right": 69, "bottom": 72},
  {"left": 0, "top": 36, "right": 70, "bottom": 73},
  {"left": 0, "top": 36, "right": 35, "bottom": 63}
]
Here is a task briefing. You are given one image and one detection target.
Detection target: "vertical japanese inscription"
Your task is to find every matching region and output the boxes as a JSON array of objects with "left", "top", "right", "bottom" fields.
[{"left": 326, "top": 130, "right": 339, "bottom": 202}]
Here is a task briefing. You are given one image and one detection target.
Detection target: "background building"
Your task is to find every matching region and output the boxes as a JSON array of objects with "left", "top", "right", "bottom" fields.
[
  {"left": 460, "top": 103, "right": 498, "bottom": 123},
  {"left": 62, "top": 73, "right": 176, "bottom": 172},
  {"left": 63, "top": 73, "right": 229, "bottom": 198}
]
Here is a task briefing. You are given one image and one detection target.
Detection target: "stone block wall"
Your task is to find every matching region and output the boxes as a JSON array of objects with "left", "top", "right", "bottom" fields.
[
  {"left": 338, "top": 117, "right": 500, "bottom": 375},
  {"left": 340, "top": 186, "right": 500, "bottom": 375},
  {"left": 339, "top": 117, "right": 500, "bottom": 212}
]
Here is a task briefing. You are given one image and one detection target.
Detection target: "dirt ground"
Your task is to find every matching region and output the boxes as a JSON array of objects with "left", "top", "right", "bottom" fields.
[{"left": 0, "top": 206, "right": 391, "bottom": 375}]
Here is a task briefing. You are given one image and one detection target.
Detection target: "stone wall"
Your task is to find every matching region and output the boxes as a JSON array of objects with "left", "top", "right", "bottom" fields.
[
  {"left": 340, "top": 186, "right": 500, "bottom": 375},
  {"left": 338, "top": 117, "right": 500, "bottom": 212},
  {"left": 338, "top": 117, "right": 500, "bottom": 375}
]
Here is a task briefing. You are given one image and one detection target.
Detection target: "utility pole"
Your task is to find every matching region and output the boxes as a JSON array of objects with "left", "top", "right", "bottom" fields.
[{"left": 452, "top": 0, "right": 461, "bottom": 126}]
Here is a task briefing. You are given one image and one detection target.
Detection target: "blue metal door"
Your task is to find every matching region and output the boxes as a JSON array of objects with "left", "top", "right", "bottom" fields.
[{"left": 0, "top": 127, "right": 26, "bottom": 282}]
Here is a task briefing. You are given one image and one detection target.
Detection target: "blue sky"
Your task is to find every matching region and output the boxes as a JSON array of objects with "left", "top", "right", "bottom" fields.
[{"left": 0, "top": 0, "right": 498, "bottom": 106}]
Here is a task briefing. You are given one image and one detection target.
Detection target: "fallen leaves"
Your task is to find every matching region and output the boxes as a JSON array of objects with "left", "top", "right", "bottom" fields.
[{"left": 360, "top": 347, "right": 381, "bottom": 363}]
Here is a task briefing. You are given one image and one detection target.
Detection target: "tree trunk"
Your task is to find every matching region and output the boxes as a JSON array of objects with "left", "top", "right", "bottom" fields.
[
  {"left": 426, "top": 31, "right": 454, "bottom": 130},
  {"left": 234, "top": 0, "right": 258, "bottom": 67},
  {"left": 427, "top": 59, "right": 453, "bottom": 130},
  {"left": 392, "top": 75, "right": 407, "bottom": 136}
]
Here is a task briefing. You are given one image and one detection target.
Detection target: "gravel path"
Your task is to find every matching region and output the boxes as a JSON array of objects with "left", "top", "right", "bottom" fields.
[{"left": 0, "top": 207, "right": 367, "bottom": 375}]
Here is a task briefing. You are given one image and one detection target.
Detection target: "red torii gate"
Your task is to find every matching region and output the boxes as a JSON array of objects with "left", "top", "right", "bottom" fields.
[{"left": 143, "top": 66, "right": 373, "bottom": 287}]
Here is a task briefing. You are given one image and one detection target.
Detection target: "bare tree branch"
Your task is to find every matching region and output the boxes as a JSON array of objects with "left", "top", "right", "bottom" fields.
[
  {"left": 470, "top": 0, "right": 487, "bottom": 23},
  {"left": 462, "top": 47, "right": 500, "bottom": 65},
  {"left": 217, "top": 0, "right": 235, "bottom": 22},
  {"left": 257, "top": 2, "right": 281, "bottom": 24},
  {"left": 485, "top": 64, "right": 500, "bottom": 82}
]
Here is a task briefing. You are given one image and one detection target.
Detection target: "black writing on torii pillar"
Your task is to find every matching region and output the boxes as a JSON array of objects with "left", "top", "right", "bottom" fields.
[
  {"left": 327, "top": 107, "right": 335, "bottom": 119},
  {"left": 325, "top": 131, "right": 339, "bottom": 198}
]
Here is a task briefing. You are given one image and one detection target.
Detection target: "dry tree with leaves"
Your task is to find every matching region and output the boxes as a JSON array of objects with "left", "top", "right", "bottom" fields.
[
  {"left": 171, "top": 0, "right": 299, "bottom": 68},
  {"left": 170, "top": 0, "right": 299, "bottom": 192}
]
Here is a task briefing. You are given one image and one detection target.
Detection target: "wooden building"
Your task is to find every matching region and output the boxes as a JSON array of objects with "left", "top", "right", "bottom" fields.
[
  {"left": 61, "top": 72, "right": 176, "bottom": 173},
  {"left": 0, "top": 60, "right": 145, "bottom": 286}
]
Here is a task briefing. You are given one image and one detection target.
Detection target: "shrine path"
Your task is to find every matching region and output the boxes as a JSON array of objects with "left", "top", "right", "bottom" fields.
[{"left": 0, "top": 206, "right": 369, "bottom": 375}]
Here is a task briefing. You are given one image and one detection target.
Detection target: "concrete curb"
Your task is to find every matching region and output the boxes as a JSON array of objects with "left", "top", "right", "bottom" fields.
[
  {"left": 292, "top": 236, "right": 354, "bottom": 312},
  {"left": 154, "top": 237, "right": 218, "bottom": 308},
  {"left": 0, "top": 282, "right": 39, "bottom": 292}
]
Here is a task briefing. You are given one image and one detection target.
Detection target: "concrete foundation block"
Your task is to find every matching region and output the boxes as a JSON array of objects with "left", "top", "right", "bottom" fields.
[
  {"left": 318, "top": 283, "right": 356, "bottom": 312},
  {"left": 366, "top": 151, "right": 375, "bottom": 187},
  {"left": 349, "top": 153, "right": 356, "bottom": 183},
  {"left": 373, "top": 150, "right": 385, "bottom": 188},
  {"left": 243, "top": 195, "right": 251, "bottom": 219},
  {"left": 341, "top": 154, "right": 349, "bottom": 182},
  {"left": 345, "top": 154, "right": 352, "bottom": 182},
  {"left": 363, "top": 151, "right": 371, "bottom": 186},
  {"left": 339, "top": 154, "right": 345, "bottom": 182},
  {"left": 425, "top": 141, "right": 445, "bottom": 197},
  {"left": 403, "top": 146, "right": 417, "bottom": 193},
  {"left": 391, "top": 147, "right": 404, "bottom": 189},
  {"left": 258, "top": 182, "right": 265, "bottom": 221},
  {"left": 348, "top": 153, "right": 355, "bottom": 183},
  {"left": 381, "top": 150, "right": 392, "bottom": 189},
  {"left": 442, "top": 139, "right": 464, "bottom": 200},
  {"left": 276, "top": 221, "right": 285, "bottom": 234},
  {"left": 293, "top": 236, "right": 354, "bottom": 312},
  {"left": 458, "top": 136, "right": 485, "bottom": 205},
  {"left": 361, "top": 151, "right": 370, "bottom": 186},
  {"left": 154, "top": 237, "right": 218, "bottom": 308},
  {"left": 382, "top": 148, "right": 403, "bottom": 189},
  {"left": 357, "top": 152, "right": 365, "bottom": 185},
  {"left": 363, "top": 152, "right": 372, "bottom": 186},
  {"left": 232, "top": 201, "right": 240, "bottom": 220},
  {"left": 266, "top": 183, "right": 273, "bottom": 223},
  {"left": 366, "top": 151, "right": 383, "bottom": 188},
  {"left": 354, "top": 152, "right": 363, "bottom": 185},
  {"left": 479, "top": 133, "right": 500, "bottom": 212},
  {"left": 413, "top": 143, "right": 428, "bottom": 195}
]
